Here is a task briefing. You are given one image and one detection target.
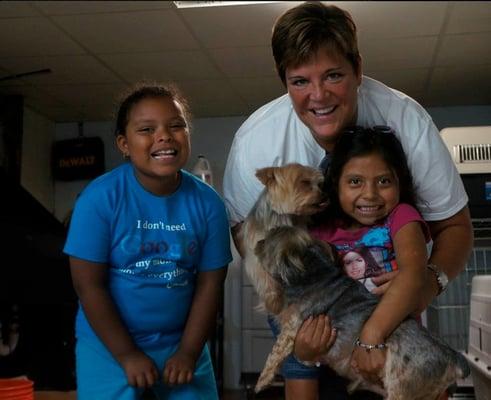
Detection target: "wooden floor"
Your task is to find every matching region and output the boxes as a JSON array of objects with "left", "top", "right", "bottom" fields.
[
  {"left": 31, "top": 387, "right": 474, "bottom": 400},
  {"left": 33, "top": 389, "right": 283, "bottom": 400},
  {"left": 34, "top": 392, "right": 76, "bottom": 400},
  {"left": 33, "top": 372, "right": 284, "bottom": 400}
]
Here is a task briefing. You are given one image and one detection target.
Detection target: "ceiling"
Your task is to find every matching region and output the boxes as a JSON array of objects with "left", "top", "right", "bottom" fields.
[{"left": 0, "top": 1, "right": 490, "bottom": 122}]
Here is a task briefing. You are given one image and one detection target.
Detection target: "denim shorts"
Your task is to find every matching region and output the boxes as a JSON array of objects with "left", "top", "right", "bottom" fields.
[
  {"left": 268, "top": 316, "right": 383, "bottom": 399},
  {"left": 267, "top": 316, "right": 322, "bottom": 379},
  {"left": 76, "top": 338, "right": 218, "bottom": 400}
]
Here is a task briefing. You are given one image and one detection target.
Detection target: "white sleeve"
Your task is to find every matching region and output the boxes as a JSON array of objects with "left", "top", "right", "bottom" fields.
[
  {"left": 361, "top": 78, "right": 469, "bottom": 221},
  {"left": 223, "top": 133, "right": 263, "bottom": 226},
  {"left": 403, "top": 116, "right": 468, "bottom": 221}
]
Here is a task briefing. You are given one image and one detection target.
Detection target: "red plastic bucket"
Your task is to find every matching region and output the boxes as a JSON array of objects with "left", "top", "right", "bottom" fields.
[{"left": 0, "top": 378, "right": 34, "bottom": 400}]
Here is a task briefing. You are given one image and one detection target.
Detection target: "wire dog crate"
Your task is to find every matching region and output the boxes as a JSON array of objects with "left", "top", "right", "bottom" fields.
[
  {"left": 432, "top": 126, "right": 491, "bottom": 351},
  {"left": 427, "top": 246, "right": 491, "bottom": 351}
]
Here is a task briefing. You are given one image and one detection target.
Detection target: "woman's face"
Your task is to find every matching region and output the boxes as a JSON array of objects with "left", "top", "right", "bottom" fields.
[
  {"left": 343, "top": 251, "right": 366, "bottom": 279},
  {"left": 285, "top": 48, "right": 361, "bottom": 152}
]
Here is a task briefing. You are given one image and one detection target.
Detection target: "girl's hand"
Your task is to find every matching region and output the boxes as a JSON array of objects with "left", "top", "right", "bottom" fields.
[
  {"left": 293, "top": 315, "right": 337, "bottom": 362},
  {"left": 118, "top": 350, "right": 159, "bottom": 388},
  {"left": 163, "top": 350, "right": 197, "bottom": 386},
  {"left": 350, "top": 328, "right": 386, "bottom": 387},
  {"left": 371, "top": 270, "right": 399, "bottom": 296}
]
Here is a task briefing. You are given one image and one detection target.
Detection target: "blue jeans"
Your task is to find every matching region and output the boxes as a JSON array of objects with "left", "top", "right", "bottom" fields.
[
  {"left": 267, "top": 316, "right": 321, "bottom": 379},
  {"left": 268, "top": 316, "right": 382, "bottom": 399}
]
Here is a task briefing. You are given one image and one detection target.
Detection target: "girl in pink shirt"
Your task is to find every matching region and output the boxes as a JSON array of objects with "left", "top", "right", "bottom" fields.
[{"left": 300, "top": 127, "right": 431, "bottom": 390}]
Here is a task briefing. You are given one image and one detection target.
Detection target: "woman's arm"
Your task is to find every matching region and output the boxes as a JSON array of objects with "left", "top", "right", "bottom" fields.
[
  {"left": 423, "top": 206, "right": 473, "bottom": 308},
  {"left": 352, "top": 221, "right": 428, "bottom": 383},
  {"left": 70, "top": 256, "right": 158, "bottom": 388},
  {"left": 163, "top": 267, "right": 228, "bottom": 386}
]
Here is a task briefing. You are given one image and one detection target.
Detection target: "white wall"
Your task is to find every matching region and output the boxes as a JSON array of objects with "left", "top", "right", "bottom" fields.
[
  {"left": 427, "top": 105, "right": 491, "bottom": 130},
  {"left": 21, "top": 107, "right": 55, "bottom": 213},
  {"left": 188, "top": 116, "right": 247, "bottom": 194}
]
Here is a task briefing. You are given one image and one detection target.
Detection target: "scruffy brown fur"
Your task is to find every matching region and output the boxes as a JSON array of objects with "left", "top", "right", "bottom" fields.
[
  {"left": 241, "top": 163, "right": 326, "bottom": 314},
  {"left": 254, "top": 225, "right": 470, "bottom": 399}
]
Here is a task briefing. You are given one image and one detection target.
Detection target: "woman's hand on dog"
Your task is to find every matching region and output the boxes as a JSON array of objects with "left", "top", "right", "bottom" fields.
[
  {"left": 293, "top": 315, "right": 337, "bottom": 362},
  {"left": 118, "top": 349, "right": 159, "bottom": 388},
  {"left": 163, "top": 350, "right": 197, "bottom": 386}
]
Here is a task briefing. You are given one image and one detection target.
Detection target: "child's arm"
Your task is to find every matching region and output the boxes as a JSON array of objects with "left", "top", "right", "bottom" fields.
[
  {"left": 70, "top": 256, "right": 159, "bottom": 388},
  {"left": 371, "top": 208, "right": 472, "bottom": 313},
  {"left": 351, "top": 221, "right": 427, "bottom": 384},
  {"left": 163, "top": 267, "right": 227, "bottom": 386}
]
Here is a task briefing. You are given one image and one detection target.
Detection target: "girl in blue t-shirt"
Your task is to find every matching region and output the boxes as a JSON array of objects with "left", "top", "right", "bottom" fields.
[{"left": 64, "top": 83, "right": 232, "bottom": 400}]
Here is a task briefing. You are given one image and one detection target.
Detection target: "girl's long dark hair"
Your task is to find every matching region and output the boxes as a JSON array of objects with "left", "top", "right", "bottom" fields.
[{"left": 320, "top": 126, "right": 418, "bottom": 225}]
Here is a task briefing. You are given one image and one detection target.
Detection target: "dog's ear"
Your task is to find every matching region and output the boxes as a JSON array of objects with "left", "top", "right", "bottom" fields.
[
  {"left": 279, "top": 249, "right": 307, "bottom": 285},
  {"left": 304, "top": 242, "right": 342, "bottom": 279},
  {"left": 254, "top": 239, "right": 265, "bottom": 257},
  {"left": 264, "top": 281, "right": 284, "bottom": 314},
  {"left": 255, "top": 167, "right": 276, "bottom": 187},
  {"left": 316, "top": 240, "right": 337, "bottom": 264}
]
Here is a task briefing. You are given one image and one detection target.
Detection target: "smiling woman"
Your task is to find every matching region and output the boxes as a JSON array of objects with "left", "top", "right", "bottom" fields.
[
  {"left": 285, "top": 48, "right": 361, "bottom": 152},
  {"left": 223, "top": 2, "right": 472, "bottom": 399}
]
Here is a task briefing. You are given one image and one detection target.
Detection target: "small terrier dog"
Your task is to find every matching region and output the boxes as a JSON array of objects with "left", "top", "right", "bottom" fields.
[
  {"left": 241, "top": 163, "right": 327, "bottom": 314},
  {"left": 254, "top": 225, "right": 470, "bottom": 399}
]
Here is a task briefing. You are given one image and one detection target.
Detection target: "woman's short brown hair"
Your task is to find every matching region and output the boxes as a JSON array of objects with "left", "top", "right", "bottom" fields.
[{"left": 272, "top": 2, "right": 360, "bottom": 85}]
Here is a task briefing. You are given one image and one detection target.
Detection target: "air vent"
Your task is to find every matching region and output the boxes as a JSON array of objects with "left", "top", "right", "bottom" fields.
[
  {"left": 454, "top": 144, "right": 491, "bottom": 163},
  {"left": 440, "top": 126, "right": 491, "bottom": 174}
]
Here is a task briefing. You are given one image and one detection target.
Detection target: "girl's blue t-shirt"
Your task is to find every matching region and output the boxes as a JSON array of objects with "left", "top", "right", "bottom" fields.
[{"left": 64, "top": 163, "right": 232, "bottom": 349}]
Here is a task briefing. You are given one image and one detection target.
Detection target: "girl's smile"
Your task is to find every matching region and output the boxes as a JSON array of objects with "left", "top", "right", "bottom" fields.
[
  {"left": 338, "top": 153, "right": 400, "bottom": 228},
  {"left": 117, "top": 97, "right": 190, "bottom": 196}
]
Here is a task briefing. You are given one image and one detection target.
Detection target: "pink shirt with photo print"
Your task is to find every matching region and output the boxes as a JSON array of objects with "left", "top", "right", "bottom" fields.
[{"left": 310, "top": 203, "right": 431, "bottom": 291}]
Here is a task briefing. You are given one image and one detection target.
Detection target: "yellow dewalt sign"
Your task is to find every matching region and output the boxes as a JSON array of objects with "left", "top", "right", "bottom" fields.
[{"left": 58, "top": 156, "right": 96, "bottom": 168}]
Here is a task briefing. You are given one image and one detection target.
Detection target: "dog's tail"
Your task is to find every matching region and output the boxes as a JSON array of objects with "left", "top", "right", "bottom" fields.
[{"left": 454, "top": 351, "right": 471, "bottom": 379}]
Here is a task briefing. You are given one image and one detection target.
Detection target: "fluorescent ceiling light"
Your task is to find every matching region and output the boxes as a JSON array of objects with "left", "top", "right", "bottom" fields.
[{"left": 173, "top": 1, "right": 280, "bottom": 8}]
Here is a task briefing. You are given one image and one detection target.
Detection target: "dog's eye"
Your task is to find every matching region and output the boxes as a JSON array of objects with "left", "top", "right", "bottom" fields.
[{"left": 300, "top": 179, "right": 311, "bottom": 187}]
